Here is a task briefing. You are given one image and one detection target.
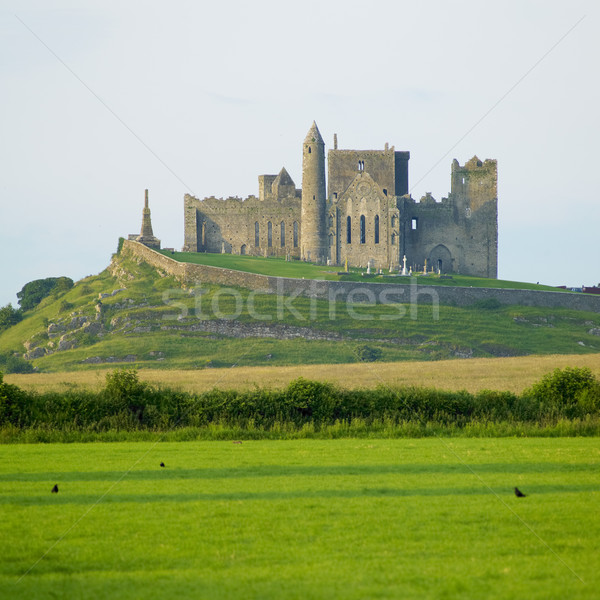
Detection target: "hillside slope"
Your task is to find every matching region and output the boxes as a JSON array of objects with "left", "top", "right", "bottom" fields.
[{"left": 0, "top": 250, "right": 599, "bottom": 372}]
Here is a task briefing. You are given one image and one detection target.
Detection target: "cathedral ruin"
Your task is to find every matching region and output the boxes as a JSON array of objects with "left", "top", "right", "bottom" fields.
[{"left": 183, "top": 122, "right": 498, "bottom": 277}]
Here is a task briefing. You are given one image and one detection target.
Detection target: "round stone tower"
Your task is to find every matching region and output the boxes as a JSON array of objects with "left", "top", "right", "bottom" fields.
[{"left": 301, "top": 121, "right": 327, "bottom": 263}]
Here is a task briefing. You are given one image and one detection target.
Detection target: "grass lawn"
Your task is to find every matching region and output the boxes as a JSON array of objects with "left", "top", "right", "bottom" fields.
[
  {"left": 1, "top": 439, "right": 598, "bottom": 599},
  {"left": 159, "top": 250, "right": 567, "bottom": 291}
]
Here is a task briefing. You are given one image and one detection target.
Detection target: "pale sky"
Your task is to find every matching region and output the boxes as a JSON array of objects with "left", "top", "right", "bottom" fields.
[{"left": 1, "top": 0, "right": 598, "bottom": 308}]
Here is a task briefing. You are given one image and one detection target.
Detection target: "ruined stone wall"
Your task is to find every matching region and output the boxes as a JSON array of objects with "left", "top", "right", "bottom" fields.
[
  {"left": 183, "top": 194, "right": 302, "bottom": 258},
  {"left": 396, "top": 157, "right": 498, "bottom": 278},
  {"left": 449, "top": 157, "right": 498, "bottom": 277},
  {"left": 451, "top": 157, "right": 497, "bottom": 212},
  {"left": 328, "top": 148, "right": 409, "bottom": 200},
  {"left": 399, "top": 195, "right": 497, "bottom": 277},
  {"left": 123, "top": 240, "right": 600, "bottom": 313},
  {"left": 331, "top": 172, "right": 399, "bottom": 271},
  {"left": 400, "top": 196, "right": 459, "bottom": 273}
]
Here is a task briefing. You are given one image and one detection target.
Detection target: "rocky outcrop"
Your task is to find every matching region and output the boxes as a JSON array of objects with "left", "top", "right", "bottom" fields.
[
  {"left": 159, "top": 318, "right": 344, "bottom": 342},
  {"left": 80, "top": 354, "right": 137, "bottom": 364},
  {"left": 24, "top": 347, "right": 47, "bottom": 360},
  {"left": 58, "top": 335, "right": 78, "bottom": 351}
]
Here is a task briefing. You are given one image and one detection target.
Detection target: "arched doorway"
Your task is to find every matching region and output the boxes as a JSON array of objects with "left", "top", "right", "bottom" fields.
[{"left": 428, "top": 244, "right": 453, "bottom": 274}]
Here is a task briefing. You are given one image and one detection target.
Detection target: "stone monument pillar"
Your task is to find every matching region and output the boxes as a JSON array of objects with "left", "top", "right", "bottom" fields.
[{"left": 130, "top": 189, "right": 161, "bottom": 250}]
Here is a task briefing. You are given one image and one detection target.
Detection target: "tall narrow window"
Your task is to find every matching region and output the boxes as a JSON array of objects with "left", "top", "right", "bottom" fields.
[
  {"left": 346, "top": 216, "right": 352, "bottom": 244},
  {"left": 254, "top": 222, "right": 259, "bottom": 247},
  {"left": 293, "top": 221, "right": 299, "bottom": 247},
  {"left": 267, "top": 221, "right": 272, "bottom": 247},
  {"left": 374, "top": 215, "right": 379, "bottom": 244},
  {"left": 280, "top": 221, "right": 285, "bottom": 247},
  {"left": 360, "top": 215, "right": 366, "bottom": 244}
]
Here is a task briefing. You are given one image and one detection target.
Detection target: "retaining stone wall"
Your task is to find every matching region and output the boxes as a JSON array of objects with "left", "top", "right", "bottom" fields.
[{"left": 122, "top": 240, "right": 600, "bottom": 313}]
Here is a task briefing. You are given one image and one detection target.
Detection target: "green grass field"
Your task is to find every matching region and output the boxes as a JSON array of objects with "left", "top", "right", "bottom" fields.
[
  {"left": 160, "top": 250, "right": 567, "bottom": 291},
  {"left": 1, "top": 439, "right": 598, "bottom": 599}
]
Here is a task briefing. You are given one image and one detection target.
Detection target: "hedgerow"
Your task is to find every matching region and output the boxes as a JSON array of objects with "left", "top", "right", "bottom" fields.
[{"left": 1, "top": 367, "right": 599, "bottom": 440}]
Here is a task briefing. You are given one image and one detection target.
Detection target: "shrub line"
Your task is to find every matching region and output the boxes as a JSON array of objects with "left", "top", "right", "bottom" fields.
[{"left": 1, "top": 367, "right": 599, "bottom": 443}]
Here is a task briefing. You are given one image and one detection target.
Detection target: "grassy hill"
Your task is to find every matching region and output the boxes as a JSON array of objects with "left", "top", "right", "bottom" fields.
[{"left": 0, "top": 249, "right": 599, "bottom": 372}]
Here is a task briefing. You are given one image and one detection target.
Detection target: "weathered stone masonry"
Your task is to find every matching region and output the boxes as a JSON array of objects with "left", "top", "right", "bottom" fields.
[{"left": 182, "top": 122, "right": 498, "bottom": 278}]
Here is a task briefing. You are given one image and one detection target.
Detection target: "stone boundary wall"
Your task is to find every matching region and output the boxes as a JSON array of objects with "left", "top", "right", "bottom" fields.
[{"left": 122, "top": 240, "right": 600, "bottom": 313}]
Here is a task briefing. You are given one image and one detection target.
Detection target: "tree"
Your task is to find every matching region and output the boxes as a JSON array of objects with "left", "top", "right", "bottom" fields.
[
  {"left": 0, "top": 304, "right": 23, "bottom": 333},
  {"left": 17, "top": 277, "right": 74, "bottom": 311}
]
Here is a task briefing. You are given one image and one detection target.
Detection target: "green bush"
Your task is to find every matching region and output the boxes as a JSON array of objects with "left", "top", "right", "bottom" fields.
[
  {"left": 104, "top": 368, "right": 150, "bottom": 423},
  {"left": 0, "top": 372, "right": 31, "bottom": 426},
  {"left": 525, "top": 367, "right": 600, "bottom": 418},
  {"left": 4, "top": 355, "right": 34, "bottom": 374},
  {"left": 473, "top": 298, "right": 502, "bottom": 310},
  {"left": 0, "top": 353, "right": 34, "bottom": 374},
  {"left": 285, "top": 377, "right": 341, "bottom": 423},
  {"left": 58, "top": 300, "right": 74, "bottom": 313},
  {"left": 354, "top": 345, "right": 383, "bottom": 362}
]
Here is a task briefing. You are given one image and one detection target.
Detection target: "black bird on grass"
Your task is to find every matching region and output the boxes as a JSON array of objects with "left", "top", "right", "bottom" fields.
[
  {"left": 160, "top": 462, "right": 165, "bottom": 468},
  {"left": 514, "top": 487, "right": 526, "bottom": 497},
  {"left": 51, "top": 484, "right": 59, "bottom": 493}
]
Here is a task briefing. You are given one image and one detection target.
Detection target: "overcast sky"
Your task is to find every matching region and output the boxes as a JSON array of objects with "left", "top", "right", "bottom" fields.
[{"left": 1, "top": 0, "right": 598, "bottom": 308}]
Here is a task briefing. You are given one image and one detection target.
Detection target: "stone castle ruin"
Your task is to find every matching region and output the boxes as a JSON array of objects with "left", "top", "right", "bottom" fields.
[{"left": 182, "top": 122, "right": 497, "bottom": 277}]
